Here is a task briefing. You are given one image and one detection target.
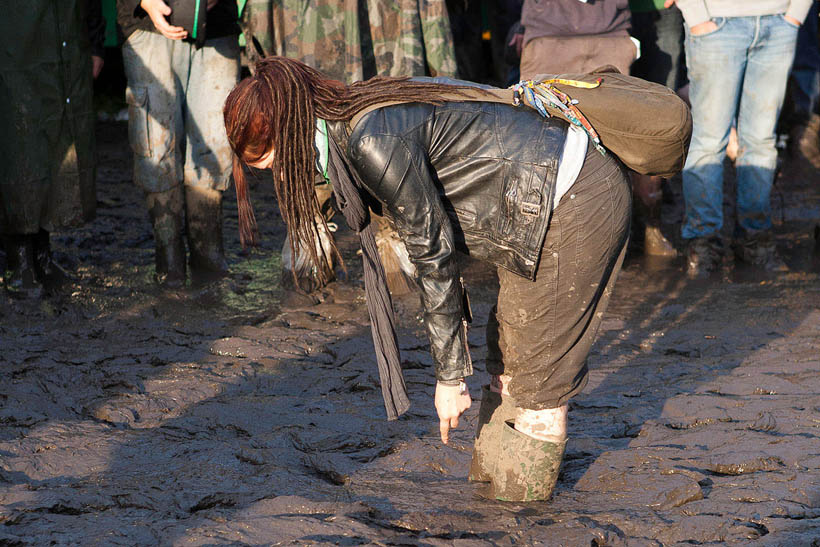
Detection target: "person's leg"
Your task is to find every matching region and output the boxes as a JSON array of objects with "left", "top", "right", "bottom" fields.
[
  {"left": 681, "top": 17, "right": 750, "bottom": 274},
  {"left": 629, "top": 10, "right": 684, "bottom": 257},
  {"left": 733, "top": 15, "right": 799, "bottom": 268},
  {"left": 2, "top": 234, "right": 42, "bottom": 298},
  {"left": 487, "top": 147, "right": 631, "bottom": 501},
  {"left": 122, "top": 30, "right": 186, "bottom": 286},
  {"left": 180, "top": 35, "right": 241, "bottom": 282},
  {"left": 789, "top": 3, "right": 820, "bottom": 166},
  {"left": 791, "top": 1, "right": 820, "bottom": 120}
]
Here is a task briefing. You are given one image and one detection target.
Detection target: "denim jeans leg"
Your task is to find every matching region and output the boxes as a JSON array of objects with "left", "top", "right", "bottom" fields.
[
  {"left": 681, "top": 17, "right": 747, "bottom": 240},
  {"left": 735, "top": 15, "right": 799, "bottom": 235}
]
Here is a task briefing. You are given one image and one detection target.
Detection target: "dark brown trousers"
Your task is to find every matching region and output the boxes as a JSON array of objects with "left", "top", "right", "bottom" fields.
[{"left": 486, "top": 146, "right": 631, "bottom": 409}]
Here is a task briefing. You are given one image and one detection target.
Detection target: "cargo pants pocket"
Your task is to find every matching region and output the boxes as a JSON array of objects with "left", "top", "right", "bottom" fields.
[{"left": 125, "top": 86, "right": 151, "bottom": 158}]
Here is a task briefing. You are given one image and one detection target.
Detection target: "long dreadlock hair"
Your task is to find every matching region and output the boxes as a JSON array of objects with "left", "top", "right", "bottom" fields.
[{"left": 223, "top": 56, "right": 469, "bottom": 287}]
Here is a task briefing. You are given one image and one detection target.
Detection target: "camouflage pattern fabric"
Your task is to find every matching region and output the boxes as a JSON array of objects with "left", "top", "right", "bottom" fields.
[{"left": 241, "top": 0, "right": 457, "bottom": 82}]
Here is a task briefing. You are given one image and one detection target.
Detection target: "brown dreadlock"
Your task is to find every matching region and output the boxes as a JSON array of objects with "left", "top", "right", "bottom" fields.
[{"left": 223, "top": 56, "right": 469, "bottom": 287}]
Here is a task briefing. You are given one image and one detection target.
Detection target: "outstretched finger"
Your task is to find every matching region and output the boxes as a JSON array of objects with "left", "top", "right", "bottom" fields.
[
  {"left": 449, "top": 415, "right": 459, "bottom": 431},
  {"left": 439, "top": 419, "right": 450, "bottom": 444}
]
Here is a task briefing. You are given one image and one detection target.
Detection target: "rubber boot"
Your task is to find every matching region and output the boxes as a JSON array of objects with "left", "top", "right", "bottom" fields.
[
  {"left": 468, "top": 385, "right": 518, "bottom": 482},
  {"left": 146, "top": 187, "right": 186, "bottom": 288},
  {"left": 487, "top": 420, "right": 566, "bottom": 502},
  {"left": 2, "top": 234, "right": 43, "bottom": 299},
  {"left": 643, "top": 205, "right": 677, "bottom": 257},
  {"left": 185, "top": 186, "right": 228, "bottom": 285},
  {"left": 632, "top": 174, "right": 676, "bottom": 257},
  {"left": 33, "top": 229, "right": 72, "bottom": 291}
]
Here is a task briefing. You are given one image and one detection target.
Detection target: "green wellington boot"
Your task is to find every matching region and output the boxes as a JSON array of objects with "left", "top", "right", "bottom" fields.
[
  {"left": 487, "top": 420, "right": 566, "bottom": 502},
  {"left": 468, "top": 385, "right": 518, "bottom": 482}
]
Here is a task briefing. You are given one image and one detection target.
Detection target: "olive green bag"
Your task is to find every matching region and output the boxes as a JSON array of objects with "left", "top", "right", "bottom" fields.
[{"left": 350, "top": 66, "right": 692, "bottom": 178}]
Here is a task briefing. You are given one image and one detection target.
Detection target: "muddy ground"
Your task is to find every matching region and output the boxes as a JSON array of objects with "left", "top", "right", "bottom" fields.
[{"left": 1, "top": 121, "right": 820, "bottom": 546}]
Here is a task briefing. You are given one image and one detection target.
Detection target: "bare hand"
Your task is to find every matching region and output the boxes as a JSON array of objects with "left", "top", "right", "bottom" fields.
[
  {"left": 663, "top": 0, "right": 675, "bottom": 7},
  {"left": 434, "top": 381, "right": 471, "bottom": 444},
  {"left": 690, "top": 20, "right": 718, "bottom": 35},
  {"left": 784, "top": 15, "right": 802, "bottom": 27},
  {"left": 508, "top": 32, "right": 524, "bottom": 58},
  {"left": 207, "top": 0, "right": 218, "bottom": 10},
  {"left": 91, "top": 55, "right": 104, "bottom": 79},
  {"left": 140, "top": 0, "right": 187, "bottom": 40}
]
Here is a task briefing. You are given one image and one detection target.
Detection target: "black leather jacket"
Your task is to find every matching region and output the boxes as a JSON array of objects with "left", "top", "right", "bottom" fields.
[{"left": 329, "top": 100, "right": 568, "bottom": 382}]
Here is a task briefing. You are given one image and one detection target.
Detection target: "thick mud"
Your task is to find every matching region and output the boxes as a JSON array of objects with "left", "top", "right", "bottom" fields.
[{"left": 1, "top": 122, "right": 820, "bottom": 545}]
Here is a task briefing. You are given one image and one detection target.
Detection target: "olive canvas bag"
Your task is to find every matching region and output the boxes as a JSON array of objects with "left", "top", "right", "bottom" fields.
[{"left": 350, "top": 66, "right": 692, "bottom": 178}]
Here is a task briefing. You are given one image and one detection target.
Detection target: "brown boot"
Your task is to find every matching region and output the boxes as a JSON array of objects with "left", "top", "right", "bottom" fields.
[
  {"left": 185, "top": 186, "right": 228, "bottom": 285},
  {"left": 632, "top": 173, "right": 676, "bottom": 257},
  {"left": 146, "top": 187, "right": 186, "bottom": 288}
]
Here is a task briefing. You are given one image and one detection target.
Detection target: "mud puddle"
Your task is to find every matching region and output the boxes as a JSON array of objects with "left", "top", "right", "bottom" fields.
[{"left": 1, "top": 121, "right": 820, "bottom": 545}]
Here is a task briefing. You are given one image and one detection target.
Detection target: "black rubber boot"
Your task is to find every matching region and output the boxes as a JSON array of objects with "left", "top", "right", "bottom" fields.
[
  {"left": 185, "top": 186, "right": 227, "bottom": 285},
  {"left": 2, "top": 234, "right": 43, "bottom": 299},
  {"left": 468, "top": 385, "right": 518, "bottom": 482},
  {"left": 33, "top": 229, "right": 73, "bottom": 291},
  {"left": 146, "top": 187, "right": 186, "bottom": 288}
]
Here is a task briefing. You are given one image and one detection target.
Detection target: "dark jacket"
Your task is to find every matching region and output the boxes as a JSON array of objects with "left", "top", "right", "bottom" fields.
[
  {"left": 522, "top": 0, "right": 631, "bottom": 44},
  {"left": 0, "top": 0, "right": 102, "bottom": 233},
  {"left": 329, "top": 101, "right": 568, "bottom": 381},
  {"left": 116, "top": 0, "right": 239, "bottom": 42}
]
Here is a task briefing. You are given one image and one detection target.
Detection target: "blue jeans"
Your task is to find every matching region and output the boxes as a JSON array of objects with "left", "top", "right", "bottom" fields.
[{"left": 681, "top": 15, "right": 799, "bottom": 240}]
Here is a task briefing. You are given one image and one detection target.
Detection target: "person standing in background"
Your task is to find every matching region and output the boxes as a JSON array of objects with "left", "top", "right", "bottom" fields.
[
  {"left": 240, "top": 0, "right": 459, "bottom": 293},
  {"left": 117, "top": 0, "right": 240, "bottom": 287},
  {"left": 788, "top": 0, "right": 820, "bottom": 169},
  {"left": 676, "top": 0, "right": 813, "bottom": 277},
  {"left": 0, "top": 0, "right": 105, "bottom": 298},
  {"left": 629, "top": 0, "right": 685, "bottom": 257},
  {"left": 519, "top": 0, "right": 635, "bottom": 79}
]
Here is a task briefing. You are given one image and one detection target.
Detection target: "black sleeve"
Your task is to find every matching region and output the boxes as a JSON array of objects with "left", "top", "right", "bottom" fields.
[
  {"left": 349, "top": 132, "right": 473, "bottom": 382},
  {"left": 87, "top": 0, "right": 106, "bottom": 57}
]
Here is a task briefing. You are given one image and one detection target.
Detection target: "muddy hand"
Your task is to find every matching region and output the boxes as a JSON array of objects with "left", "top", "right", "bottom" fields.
[{"left": 435, "top": 381, "right": 471, "bottom": 444}]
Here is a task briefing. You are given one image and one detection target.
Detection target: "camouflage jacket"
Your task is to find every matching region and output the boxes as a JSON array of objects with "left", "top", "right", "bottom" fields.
[{"left": 241, "top": 0, "right": 458, "bottom": 82}]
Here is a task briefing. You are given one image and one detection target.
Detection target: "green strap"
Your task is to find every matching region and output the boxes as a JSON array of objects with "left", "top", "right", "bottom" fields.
[{"left": 192, "top": 0, "right": 201, "bottom": 39}]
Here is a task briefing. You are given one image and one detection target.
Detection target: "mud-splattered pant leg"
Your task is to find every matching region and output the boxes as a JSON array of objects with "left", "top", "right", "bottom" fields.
[
  {"left": 490, "top": 146, "right": 631, "bottom": 410},
  {"left": 121, "top": 30, "right": 240, "bottom": 194}
]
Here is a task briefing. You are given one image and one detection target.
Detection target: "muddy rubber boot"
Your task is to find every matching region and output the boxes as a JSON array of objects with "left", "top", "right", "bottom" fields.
[
  {"left": 33, "top": 229, "right": 73, "bottom": 291},
  {"left": 146, "top": 186, "right": 186, "bottom": 288},
  {"left": 185, "top": 186, "right": 228, "bottom": 285},
  {"left": 643, "top": 222, "right": 676, "bottom": 258},
  {"left": 632, "top": 174, "right": 676, "bottom": 257},
  {"left": 487, "top": 420, "right": 566, "bottom": 502},
  {"left": 2, "top": 234, "right": 43, "bottom": 299},
  {"left": 468, "top": 385, "right": 518, "bottom": 482}
]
